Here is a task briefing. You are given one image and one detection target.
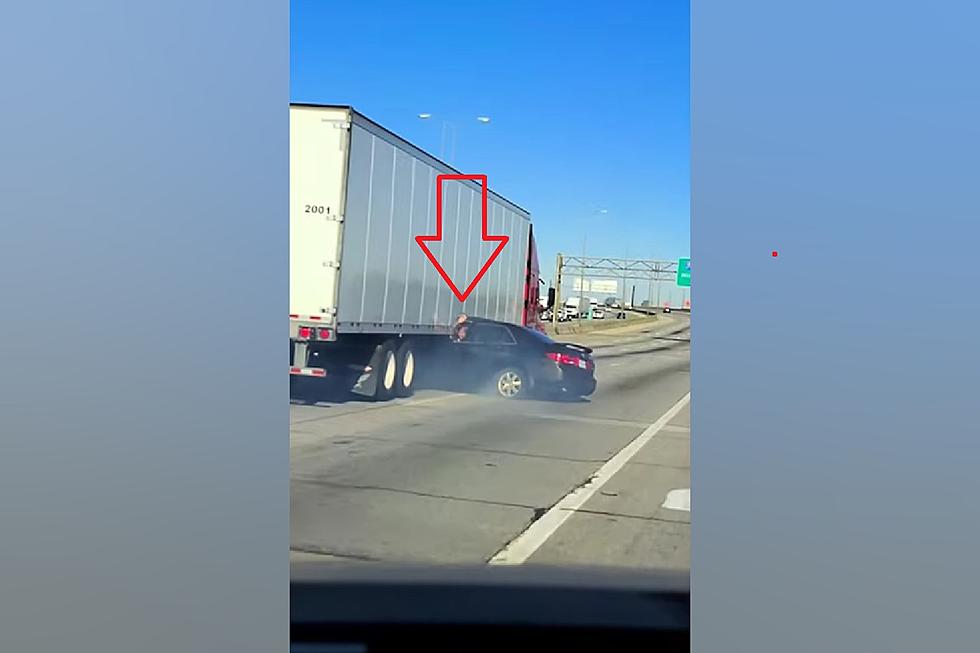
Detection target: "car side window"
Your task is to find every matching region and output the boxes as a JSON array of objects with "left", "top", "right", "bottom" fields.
[{"left": 468, "top": 324, "right": 516, "bottom": 345}]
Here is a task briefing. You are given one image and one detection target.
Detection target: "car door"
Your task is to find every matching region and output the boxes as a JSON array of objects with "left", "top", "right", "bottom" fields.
[{"left": 459, "top": 323, "right": 518, "bottom": 387}]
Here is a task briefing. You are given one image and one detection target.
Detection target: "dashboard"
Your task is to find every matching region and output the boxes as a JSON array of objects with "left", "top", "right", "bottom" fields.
[{"left": 291, "top": 563, "right": 690, "bottom": 653}]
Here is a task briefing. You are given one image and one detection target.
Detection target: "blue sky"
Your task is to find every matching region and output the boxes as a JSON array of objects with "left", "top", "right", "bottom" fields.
[{"left": 292, "top": 0, "right": 689, "bottom": 301}]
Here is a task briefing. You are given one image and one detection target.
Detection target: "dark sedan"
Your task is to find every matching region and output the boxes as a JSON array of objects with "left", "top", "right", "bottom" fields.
[{"left": 447, "top": 318, "right": 597, "bottom": 400}]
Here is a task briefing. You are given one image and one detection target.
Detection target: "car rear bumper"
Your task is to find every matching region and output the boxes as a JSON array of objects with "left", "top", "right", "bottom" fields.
[
  {"left": 538, "top": 369, "right": 596, "bottom": 397},
  {"left": 564, "top": 377, "right": 597, "bottom": 396}
]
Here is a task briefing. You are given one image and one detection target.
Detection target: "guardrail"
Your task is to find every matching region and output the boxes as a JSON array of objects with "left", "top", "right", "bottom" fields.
[
  {"left": 628, "top": 306, "right": 691, "bottom": 315},
  {"left": 541, "top": 306, "right": 689, "bottom": 323}
]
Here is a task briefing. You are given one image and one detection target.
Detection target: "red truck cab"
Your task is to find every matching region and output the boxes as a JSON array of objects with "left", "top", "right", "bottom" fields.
[{"left": 522, "top": 226, "right": 546, "bottom": 332}]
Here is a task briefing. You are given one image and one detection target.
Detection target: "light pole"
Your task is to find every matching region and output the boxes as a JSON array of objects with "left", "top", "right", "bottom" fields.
[
  {"left": 644, "top": 251, "right": 650, "bottom": 308},
  {"left": 418, "top": 113, "right": 491, "bottom": 165},
  {"left": 553, "top": 253, "right": 563, "bottom": 334},
  {"left": 647, "top": 252, "right": 660, "bottom": 308},
  {"left": 621, "top": 249, "right": 629, "bottom": 310},
  {"left": 656, "top": 269, "right": 662, "bottom": 309},
  {"left": 578, "top": 208, "right": 608, "bottom": 327},
  {"left": 623, "top": 243, "right": 630, "bottom": 308}
]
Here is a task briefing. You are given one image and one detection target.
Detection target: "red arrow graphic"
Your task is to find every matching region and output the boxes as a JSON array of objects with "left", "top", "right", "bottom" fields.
[{"left": 415, "top": 174, "right": 510, "bottom": 303}]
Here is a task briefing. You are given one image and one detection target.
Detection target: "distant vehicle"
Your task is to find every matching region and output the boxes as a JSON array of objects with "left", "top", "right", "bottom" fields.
[
  {"left": 663, "top": 306, "right": 671, "bottom": 314},
  {"left": 289, "top": 104, "right": 544, "bottom": 402},
  {"left": 563, "top": 296, "right": 583, "bottom": 319},
  {"left": 442, "top": 317, "right": 596, "bottom": 399},
  {"left": 604, "top": 297, "right": 622, "bottom": 308},
  {"left": 592, "top": 307, "right": 605, "bottom": 319}
]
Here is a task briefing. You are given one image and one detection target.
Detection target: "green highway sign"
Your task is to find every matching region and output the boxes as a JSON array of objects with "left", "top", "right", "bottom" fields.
[{"left": 676, "top": 257, "right": 691, "bottom": 287}]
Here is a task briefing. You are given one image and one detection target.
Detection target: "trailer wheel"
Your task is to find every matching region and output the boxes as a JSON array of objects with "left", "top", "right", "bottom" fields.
[
  {"left": 394, "top": 340, "right": 416, "bottom": 398},
  {"left": 373, "top": 342, "right": 398, "bottom": 401}
]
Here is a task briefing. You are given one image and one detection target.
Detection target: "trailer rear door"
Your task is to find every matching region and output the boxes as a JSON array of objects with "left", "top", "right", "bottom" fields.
[{"left": 290, "top": 105, "right": 350, "bottom": 329}]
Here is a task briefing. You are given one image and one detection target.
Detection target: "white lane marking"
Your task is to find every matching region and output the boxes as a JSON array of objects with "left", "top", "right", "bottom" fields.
[
  {"left": 662, "top": 488, "right": 690, "bottom": 512},
  {"left": 488, "top": 392, "right": 691, "bottom": 565},
  {"left": 609, "top": 362, "right": 623, "bottom": 367}
]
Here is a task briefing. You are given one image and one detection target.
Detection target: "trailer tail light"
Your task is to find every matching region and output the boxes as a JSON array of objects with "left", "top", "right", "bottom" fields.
[
  {"left": 298, "top": 326, "right": 312, "bottom": 339},
  {"left": 289, "top": 367, "right": 326, "bottom": 377},
  {"left": 317, "top": 328, "right": 331, "bottom": 340}
]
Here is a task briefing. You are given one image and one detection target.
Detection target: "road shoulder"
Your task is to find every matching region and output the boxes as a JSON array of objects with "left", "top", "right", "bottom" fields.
[{"left": 524, "top": 401, "right": 690, "bottom": 569}]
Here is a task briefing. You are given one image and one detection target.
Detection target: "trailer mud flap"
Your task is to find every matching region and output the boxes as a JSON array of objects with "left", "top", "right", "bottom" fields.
[{"left": 350, "top": 344, "right": 384, "bottom": 397}]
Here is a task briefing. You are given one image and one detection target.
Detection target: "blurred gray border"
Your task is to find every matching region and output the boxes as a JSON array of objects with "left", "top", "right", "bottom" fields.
[
  {"left": 0, "top": 2, "right": 287, "bottom": 651},
  {"left": 692, "top": 1, "right": 980, "bottom": 651},
  {"left": 5, "top": 0, "right": 980, "bottom": 650}
]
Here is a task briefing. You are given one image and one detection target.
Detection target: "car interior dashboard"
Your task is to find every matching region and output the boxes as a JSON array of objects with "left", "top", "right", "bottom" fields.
[{"left": 291, "top": 563, "right": 690, "bottom": 653}]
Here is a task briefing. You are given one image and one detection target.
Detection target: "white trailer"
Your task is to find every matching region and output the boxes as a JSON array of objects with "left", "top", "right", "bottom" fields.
[{"left": 290, "top": 104, "right": 542, "bottom": 399}]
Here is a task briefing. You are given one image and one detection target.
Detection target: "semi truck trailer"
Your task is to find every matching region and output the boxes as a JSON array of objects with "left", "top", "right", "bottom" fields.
[{"left": 290, "top": 104, "right": 544, "bottom": 400}]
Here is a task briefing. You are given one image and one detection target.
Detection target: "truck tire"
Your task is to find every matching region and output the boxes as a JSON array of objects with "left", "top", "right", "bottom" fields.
[
  {"left": 394, "top": 340, "right": 416, "bottom": 398},
  {"left": 373, "top": 342, "right": 398, "bottom": 401},
  {"left": 492, "top": 366, "right": 529, "bottom": 400}
]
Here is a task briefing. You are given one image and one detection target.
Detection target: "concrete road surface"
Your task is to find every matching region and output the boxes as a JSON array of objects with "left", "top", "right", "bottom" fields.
[{"left": 290, "top": 313, "right": 690, "bottom": 569}]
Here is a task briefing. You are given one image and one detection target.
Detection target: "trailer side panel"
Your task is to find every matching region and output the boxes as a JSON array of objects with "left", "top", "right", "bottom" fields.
[{"left": 337, "top": 117, "right": 530, "bottom": 333}]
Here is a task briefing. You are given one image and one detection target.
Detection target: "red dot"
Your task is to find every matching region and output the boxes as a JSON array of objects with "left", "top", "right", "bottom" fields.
[{"left": 771, "top": 250, "right": 778, "bottom": 257}]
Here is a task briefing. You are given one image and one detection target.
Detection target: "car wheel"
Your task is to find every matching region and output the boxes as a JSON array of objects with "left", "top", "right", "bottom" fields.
[
  {"left": 493, "top": 367, "right": 527, "bottom": 400},
  {"left": 394, "top": 340, "right": 416, "bottom": 398}
]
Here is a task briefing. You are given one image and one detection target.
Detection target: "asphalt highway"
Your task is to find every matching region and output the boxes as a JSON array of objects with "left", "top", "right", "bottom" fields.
[{"left": 290, "top": 313, "right": 690, "bottom": 569}]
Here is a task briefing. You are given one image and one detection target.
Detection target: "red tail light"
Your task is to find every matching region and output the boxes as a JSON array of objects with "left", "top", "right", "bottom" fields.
[
  {"left": 546, "top": 351, "right": 592, "bottom": 370},
  {"left": 317, "top": 328, "right": 331, "bottom": 340},
  {"left": 298, "top": 326, "right": 312, "bottom": 339}
]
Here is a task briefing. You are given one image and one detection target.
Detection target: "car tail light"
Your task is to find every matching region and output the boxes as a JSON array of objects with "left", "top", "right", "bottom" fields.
[
  {"left": 547, "top": 351, "right": 592, "bottom": 370},
  {"left": 317, "top": 328, "right": 331, "bottom": 340},
  {"left": 298, "top": 326, "right": 312, "bottom": 339}
]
